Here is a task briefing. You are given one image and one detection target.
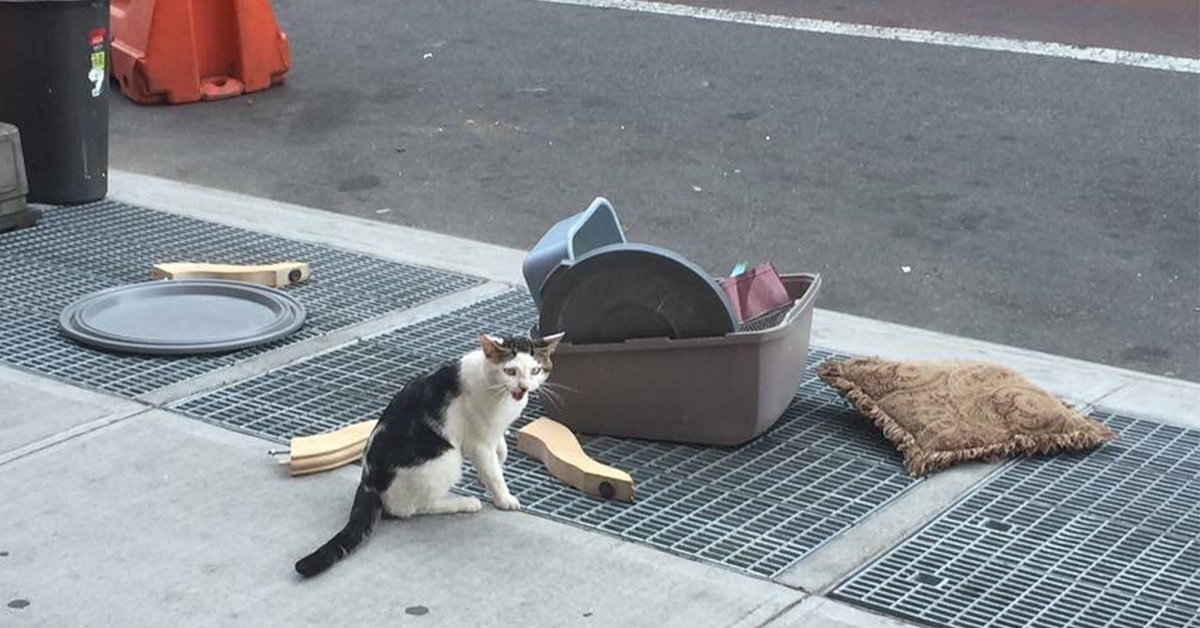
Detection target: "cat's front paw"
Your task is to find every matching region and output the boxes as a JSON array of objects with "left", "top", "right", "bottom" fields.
[{"left": 492, "top": 493, "right": 521, "bottom": 511}]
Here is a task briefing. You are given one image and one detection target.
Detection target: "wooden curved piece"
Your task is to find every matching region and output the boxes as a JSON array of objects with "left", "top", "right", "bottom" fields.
[
  {"left": 516, "top": 417, "right": 634, "bottom": 502},
  {"left": 287, "top": 419, "right": 377, "bottom": 476},
  {"left": 151, "top": 261, "right": 310, "bottom": 287}
]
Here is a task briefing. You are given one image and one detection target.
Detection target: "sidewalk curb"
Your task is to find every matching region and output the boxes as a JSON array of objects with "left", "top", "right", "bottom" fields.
[{"left": 109, "top": 169, "right": 1200, "bottom": 431}]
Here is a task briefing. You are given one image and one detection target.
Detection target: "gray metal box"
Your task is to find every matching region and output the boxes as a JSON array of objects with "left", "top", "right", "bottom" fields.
[
  {"left": 0, "top": 122, "right": 29, "bottom": 216},
  {"left": 0, "top": 122, "right": 40, "bottom": 232}
]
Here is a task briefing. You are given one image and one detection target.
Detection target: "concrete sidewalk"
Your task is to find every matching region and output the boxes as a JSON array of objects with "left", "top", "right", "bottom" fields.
[
  {"left": 1, "top": 173, "right": 1196, "bottom": 628},
  {"left": 0, "top": 368, "right": 801, "bottom": 628}
]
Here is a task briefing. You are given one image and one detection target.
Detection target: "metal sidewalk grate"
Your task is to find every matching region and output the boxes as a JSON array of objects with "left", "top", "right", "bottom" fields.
[
  {"left": 174, "top": 290, "right": 922, "bottom": 578},
  {"left": 833, "top": 414, "right": 1200, "bottom": 628},
  {"left": 0, "top": 201, "right": 482, "bottom": 396}
]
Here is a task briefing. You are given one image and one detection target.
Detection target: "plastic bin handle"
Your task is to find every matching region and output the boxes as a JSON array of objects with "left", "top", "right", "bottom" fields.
[{"left": 780, "top": 273, "right": 821, "bottom": 327}]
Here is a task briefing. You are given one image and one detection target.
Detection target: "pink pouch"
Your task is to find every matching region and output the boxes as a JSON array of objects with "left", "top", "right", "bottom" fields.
[{"left": 717, "top": 263, "right": 791, "bottom": 323}]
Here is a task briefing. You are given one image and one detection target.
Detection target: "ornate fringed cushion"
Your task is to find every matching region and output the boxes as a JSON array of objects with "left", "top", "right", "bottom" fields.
[{"left": 817, "top": 358, "right": 1115, "bottom": 476}]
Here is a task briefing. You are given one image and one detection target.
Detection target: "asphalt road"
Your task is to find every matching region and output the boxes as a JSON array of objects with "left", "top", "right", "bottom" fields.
[
  {"left": 670, "top": 0, "right": 1200, "bottom": 57},
  {"left": 109, "top": 0, "right": 1200, "bottom": 380}
]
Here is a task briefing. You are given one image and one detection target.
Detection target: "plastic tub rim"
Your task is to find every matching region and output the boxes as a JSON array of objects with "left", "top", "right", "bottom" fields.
[{"left": 545, "top": 273, "right": 821, "bottom": 354}]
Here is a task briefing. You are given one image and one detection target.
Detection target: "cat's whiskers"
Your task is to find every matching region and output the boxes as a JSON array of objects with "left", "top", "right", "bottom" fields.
[
  {"left": 540, "top": 381, "right": 579, "bottom": 394},
  {"left": 534, "top": 386, "right": 567, "bottom": 413}
]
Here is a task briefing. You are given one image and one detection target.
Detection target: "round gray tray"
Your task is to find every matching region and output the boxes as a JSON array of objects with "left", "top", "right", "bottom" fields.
[
  {"left": 538, "top": 242, "right": 737, "bottom": 344},
  {"left": 59, "top": 279, "right": 306, "bottom": 355}
]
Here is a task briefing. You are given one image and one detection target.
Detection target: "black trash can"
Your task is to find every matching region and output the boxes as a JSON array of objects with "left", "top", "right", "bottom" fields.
[{"left": 0, "top": 0, "right": 109, "bottom": 205}]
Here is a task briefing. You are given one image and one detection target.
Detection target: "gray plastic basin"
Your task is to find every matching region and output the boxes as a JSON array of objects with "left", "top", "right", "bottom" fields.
[{"left": 541, "top": 274, "right": 822, "bottom": 446}]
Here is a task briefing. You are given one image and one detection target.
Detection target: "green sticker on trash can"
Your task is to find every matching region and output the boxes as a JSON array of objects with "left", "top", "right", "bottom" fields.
[{"left": 88, "top": 28, "right": 106, "bottom": 98}]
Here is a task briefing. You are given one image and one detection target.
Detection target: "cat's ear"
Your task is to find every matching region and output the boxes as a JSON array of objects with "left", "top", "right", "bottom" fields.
[
  {"left": 535, "top": 332, "right": 565, "bottom": 355},
  {"left": 479, "top": 333, "right": 507, "bottom": 362}
]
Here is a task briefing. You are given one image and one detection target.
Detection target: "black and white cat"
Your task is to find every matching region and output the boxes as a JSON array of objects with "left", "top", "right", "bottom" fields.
[{"left": 295, "top": 332, "right": 564, "bottom": 578}]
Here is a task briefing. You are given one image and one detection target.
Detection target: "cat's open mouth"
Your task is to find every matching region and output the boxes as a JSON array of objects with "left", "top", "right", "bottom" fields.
[{"left": 511, "top": 389, "right": 527, "bottom": 401}]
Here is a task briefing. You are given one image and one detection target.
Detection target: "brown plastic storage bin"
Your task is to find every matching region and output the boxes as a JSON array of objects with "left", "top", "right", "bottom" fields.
[{"left": 544, "top": 273, "right": 822, "bottom": 445}]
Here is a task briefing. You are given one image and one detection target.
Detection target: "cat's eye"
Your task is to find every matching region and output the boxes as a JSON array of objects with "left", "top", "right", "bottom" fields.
[
  {"left": 503, "top": 367, "right": 517, "bottom": 376},
  {"left": 531, "top": 367, "right": 542, "bottom": 375}
]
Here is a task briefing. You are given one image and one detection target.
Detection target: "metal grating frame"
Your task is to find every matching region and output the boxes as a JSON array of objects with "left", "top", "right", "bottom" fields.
[
  {"left": 0, "top": 201, "right": 482, "bottom": 396},
  {"left": 174, "top": 290, "right": 922, "bottom": 578},
  {"left": 834, "top": 414, "right": 1200, "bottom": 628}
]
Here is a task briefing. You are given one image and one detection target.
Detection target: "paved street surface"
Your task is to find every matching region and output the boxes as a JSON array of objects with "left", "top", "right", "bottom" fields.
[{"left": 109, "top": 0, "right": 1200, "bottom": 381}]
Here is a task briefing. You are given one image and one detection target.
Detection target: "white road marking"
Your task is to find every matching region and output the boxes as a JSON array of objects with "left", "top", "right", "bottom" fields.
[{"left": 532, "top": 0, "right": 1200, "bottom": 73}]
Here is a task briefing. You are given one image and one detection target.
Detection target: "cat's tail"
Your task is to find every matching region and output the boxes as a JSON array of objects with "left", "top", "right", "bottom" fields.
[{"left": 295, "top": 482, "right": 382, "bottom": 578}]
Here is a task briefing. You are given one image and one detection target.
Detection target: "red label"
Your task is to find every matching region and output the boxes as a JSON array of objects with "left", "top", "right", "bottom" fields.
[{"left": 89, "top": 29, "right": 106, "bottom": 47}]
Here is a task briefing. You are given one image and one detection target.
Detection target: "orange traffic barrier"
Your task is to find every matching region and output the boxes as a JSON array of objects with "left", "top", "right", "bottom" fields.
[{"left": 110, "top": 0, "right": 291, "bottom": 105}]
